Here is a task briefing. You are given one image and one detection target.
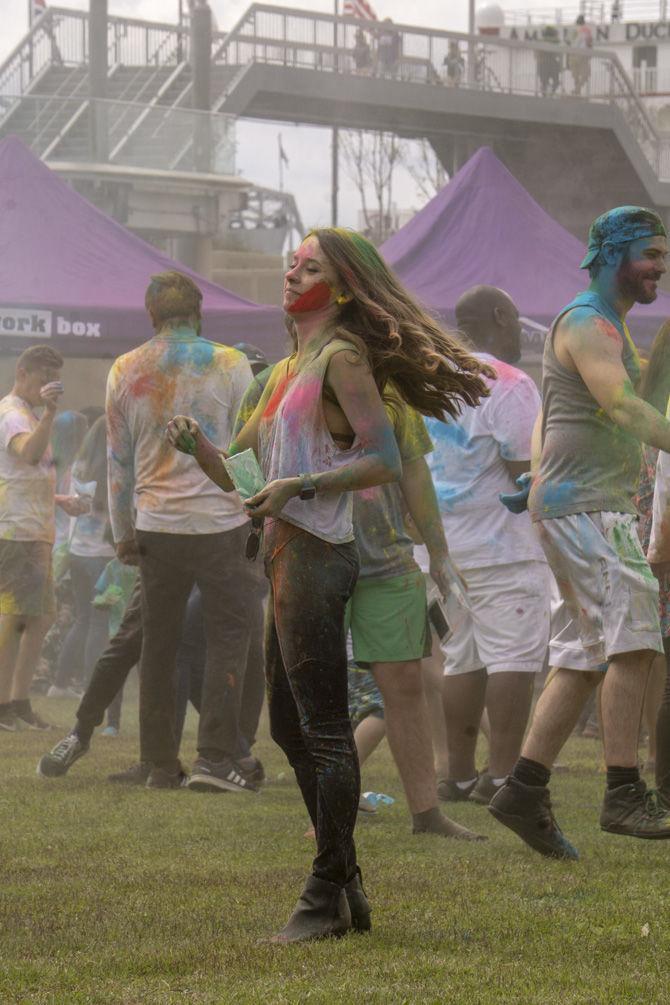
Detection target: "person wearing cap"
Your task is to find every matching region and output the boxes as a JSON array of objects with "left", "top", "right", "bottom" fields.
[{"left": 490, "top": 206, "right": 670, "bottom": 856}]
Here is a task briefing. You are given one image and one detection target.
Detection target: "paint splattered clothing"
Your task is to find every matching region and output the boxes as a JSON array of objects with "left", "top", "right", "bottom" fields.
[
  {"left": 347, "top": 664, "right": 384, "bottom": 725},
  {"left": 346, "top": 568, "right": 430, "bottom": 664},
  {"left": 232, "top": 364, "right": 274, "bottom": 438},
  {"left": 442, "top": 561, "right": 551, "bottom": 675},
  {"left": 106, "top": 329, "right": 252, "bottom": 542},
  {"left": 0, "top": 540, "right": 55, "bottom": 617},
  {"left": 426, "top": 353, "right": 545, "bottom": 570},
  {"left": 92, "top": 558, "right": 139, "bottom": 638},
  {"left": 258, "top": 340, "right": 362, "bottom": 546},
  {"left": 0, "top": 394, "right": 55, "bottom": 543},
  {"left": 67, "top": 467, "right": 115, "bottom": 560},
  {"left": 539, "top": 512, "right": 663, "bottom": 668},
  {"left": 528, "top": 291, "right": 641, "bottom": 522},
  {"left": 354, "top": 396, "right": 432, "bottom": 579},
  {"left": 265, "top": 520, "right": 360, "bottom": 885},
  {"left": 635, "top": 446, "right": 670, "bottom": 637}
]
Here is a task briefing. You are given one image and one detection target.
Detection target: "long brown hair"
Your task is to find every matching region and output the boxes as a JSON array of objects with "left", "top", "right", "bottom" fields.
[
  {"left": 639, "top": 320, "right": 670, "bottom": 415},
  {"left": 288, "top": 228, "right": 493, "bottom": 420}
]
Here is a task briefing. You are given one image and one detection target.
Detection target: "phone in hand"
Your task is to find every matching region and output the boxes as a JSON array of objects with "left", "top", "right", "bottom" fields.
[{"left": 428, "top": 596, "right": 452, "bottom": 644}]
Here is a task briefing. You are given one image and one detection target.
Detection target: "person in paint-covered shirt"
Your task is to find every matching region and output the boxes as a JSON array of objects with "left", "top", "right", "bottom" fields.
[
  {"left": 426, "top": 286, "right": 550, "bottom": 807},
  {"left": 167, "top": 228, "right": 492, "bottom": 944},
  {"left": 0, "top": 345, "right": 88, "bottom": 732},
  {"left": 350, "top": 390, "right": 485, "bottom": 842},
  {"left": 491, "top": 206, "right": 670, "bottom": 856},
  {"left": 106, "top": 270, "right": 257, "bottom": 792}
]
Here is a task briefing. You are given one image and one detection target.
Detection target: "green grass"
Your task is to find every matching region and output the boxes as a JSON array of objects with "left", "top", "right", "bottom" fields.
[{"left": 1, "top": 695, "right": 670, "bottom": 1004}]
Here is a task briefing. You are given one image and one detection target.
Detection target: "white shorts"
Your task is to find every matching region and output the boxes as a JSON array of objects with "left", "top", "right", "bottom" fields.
[
  {"left": 442, "top": 560, "right": 551, "bottom": 676},
  {"left": 536, "top": 511, "right": 663, "bottom": 671}
]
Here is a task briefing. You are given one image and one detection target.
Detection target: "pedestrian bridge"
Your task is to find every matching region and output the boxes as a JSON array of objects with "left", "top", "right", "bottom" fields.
[
  {"left": 214, "top": 4, "right": 670, "bottom": 236},
  {"left": 2, "top": 2, "right": 670, "bottom": 237}
]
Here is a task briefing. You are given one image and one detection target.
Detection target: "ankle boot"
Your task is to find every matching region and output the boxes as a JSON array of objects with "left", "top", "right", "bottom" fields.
[
  {"left": 269, "top": 875, "right": 352, "bottom": 944},
  {"left": 344, "top": 867, "right": 371, "bottom": 932}
]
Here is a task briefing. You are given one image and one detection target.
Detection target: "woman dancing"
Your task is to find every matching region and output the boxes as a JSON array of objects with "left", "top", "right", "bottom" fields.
[{"left": 168, "top": 228, "right": 492, "bottom": 943}]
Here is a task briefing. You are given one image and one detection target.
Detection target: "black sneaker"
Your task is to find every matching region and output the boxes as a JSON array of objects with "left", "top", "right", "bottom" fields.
[
  {"left": 37, "top": 732, "right": 88, "bottom": 778},
  {"left": 469, "top": 772, "right": 502, "bottom": 806},
  {"left": 188, "top": 756, "right": 259, "bottom": 793},
  {"left": 107, "top": 761, "right": 151, "bottom": 785},
  {"left": 13, "top": 700, "right": 52, "bottom": 731},
  {"left": 239, "top": 756, "right": 265, "bottom": 787},
  {"left": 146, "top": 764, "right": 188, "bottom": 790},
  {"left": 488, "top": 776, "right": 579, "bottom": 860},
  {"left": 437, "top": 776, "right": 478, "bottom": 802},
  {"left": 600, "top": 781, "right": 670, "bottom": 839}
]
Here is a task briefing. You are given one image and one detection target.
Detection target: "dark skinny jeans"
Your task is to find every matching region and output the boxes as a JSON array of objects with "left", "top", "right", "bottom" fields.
[{"left": 265, "top": 521, "right": 360, "bottom": 887}]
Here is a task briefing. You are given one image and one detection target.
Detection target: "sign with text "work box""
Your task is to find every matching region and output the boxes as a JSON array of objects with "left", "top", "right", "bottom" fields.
[{"left": 0, "top": 309, "right": 101, "bottom": 338}]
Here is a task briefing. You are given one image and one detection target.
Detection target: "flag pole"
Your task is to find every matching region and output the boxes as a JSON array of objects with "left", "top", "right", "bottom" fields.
[
  {"left": 278, "top": 134, "right": 284, "bottom": 191},
  {"left": 331, "top": 0, "right": 339, "bottom": 226}
]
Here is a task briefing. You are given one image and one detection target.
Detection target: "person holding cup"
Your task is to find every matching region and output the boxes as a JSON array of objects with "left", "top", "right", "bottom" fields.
[{"left": 0, "top": 346, "right": 86, "bottom": 732}]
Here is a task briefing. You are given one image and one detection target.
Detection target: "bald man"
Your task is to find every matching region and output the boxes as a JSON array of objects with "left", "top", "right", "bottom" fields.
[{"left": 424, "top": 286, "right": 551, "bottom": 807}]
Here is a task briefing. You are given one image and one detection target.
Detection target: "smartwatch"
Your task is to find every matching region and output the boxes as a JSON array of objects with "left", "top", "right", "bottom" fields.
[{"left": 299, "top": 474, "right": 317, "bottom": 501}]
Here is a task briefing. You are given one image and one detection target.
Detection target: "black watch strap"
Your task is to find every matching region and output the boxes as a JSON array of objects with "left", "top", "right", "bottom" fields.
[{"left": 299, "top": 474, "right": 317, "bottom": 500}]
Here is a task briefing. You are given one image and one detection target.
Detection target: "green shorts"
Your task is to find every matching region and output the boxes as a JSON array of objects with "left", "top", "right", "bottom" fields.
[{"left": 346, "top": 569, "right": 430, "bottom": 665}]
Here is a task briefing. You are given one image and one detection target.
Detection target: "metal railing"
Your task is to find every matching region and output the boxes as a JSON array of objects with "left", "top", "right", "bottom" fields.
[
  {"left": 0, "top": 7, "right": 188, "bottom": 100},
  {"left": 213, "top": 4, "right": 670, "bottom": 180},
  {"left": 0, "top": 95, "right": 235, "bottom": 175},
  {"left": 503, "top": 0, "right": 669, "bottom": 25}
]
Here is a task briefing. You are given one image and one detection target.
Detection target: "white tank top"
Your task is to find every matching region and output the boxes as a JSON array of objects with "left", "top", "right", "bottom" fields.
[{"left": 258, "top": 338, "right": 362, "bottom": 544}]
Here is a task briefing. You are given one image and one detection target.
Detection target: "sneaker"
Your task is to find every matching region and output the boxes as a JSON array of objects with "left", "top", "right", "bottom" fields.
[
  {"left": 437, "top": 776, "right": 478, "bottom": 802},
  {"left": 13, "top": 700, "right": 52, "bottom": 731},
  {"left": 238, "top": 755, "right": 265, "bottom": 786},
  {"left": 188, "top": 756, "right": 259, "bottom": 793},
  {"left": 107, "top": 761, "right": 151, "bottom": 785},
  {"left": 101, "top": 725, "right": 119, "bottom": 737},
  {"left": 46, "top": 685, "right": 82, "bottom": 699},
  {"left": 358, "top": 793, "right": 377, "bottom": 814},
  {"left": 469, "top": 772, "right": 502, "bottom": 806},
  {"left": 488, "top": 776, "right": 579, "bottom": 860},
  {"left": 146, "top": 764, "right": 188, "bottom": 790},
  {"left": 600, "top": 781, "right": 670, "bottom": 839},
  {"left": 0, "top": 706, "right": 16, "bottom": 732},
  {"left": 37, "top": 732, "right": 88, "bottom": 777}
]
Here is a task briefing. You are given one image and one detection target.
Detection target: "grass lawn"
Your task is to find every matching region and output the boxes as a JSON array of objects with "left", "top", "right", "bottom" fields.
[{"left": 1, "top": 693, "right": 669, "bottom": 1005}]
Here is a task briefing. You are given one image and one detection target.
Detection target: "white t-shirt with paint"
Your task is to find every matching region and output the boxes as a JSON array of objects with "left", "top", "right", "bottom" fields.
[
  {"left": 425, "top": 352, "right": 545, "bottom": 571},
  {"left": 0, "top": 394, "right": 56, "bottom": 543},
  {"left": 106, "top": 329, "right": 252, "bottom": 541}
]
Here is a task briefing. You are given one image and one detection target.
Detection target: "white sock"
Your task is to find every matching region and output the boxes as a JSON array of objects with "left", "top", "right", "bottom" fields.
[
  {"left": 492, "top": 777, "right": 506, "bottom": 787},
  {"left": 456, "top": 776, "right": 478, "bottom": 790}
]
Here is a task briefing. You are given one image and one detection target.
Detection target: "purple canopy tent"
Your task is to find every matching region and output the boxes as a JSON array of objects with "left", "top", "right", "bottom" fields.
[
  {"left": 0, "top": 136, "right": 287, "bottom": 360},
  {"left": 382, "top": 146, "right": 670, "bottom": 351}
]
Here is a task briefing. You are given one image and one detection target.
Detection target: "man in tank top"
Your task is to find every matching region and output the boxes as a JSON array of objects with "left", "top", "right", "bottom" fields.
[{"left": 490, "top": 206, "right": 670, "bottom": 855}]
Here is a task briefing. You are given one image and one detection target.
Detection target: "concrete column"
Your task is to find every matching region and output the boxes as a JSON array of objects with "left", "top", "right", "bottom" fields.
[
  {"left": 190, "top": 2, "right": 212, "bottom": 172},
  {"left": 89, "top": 0, "right": 108, "bottom": 161}
]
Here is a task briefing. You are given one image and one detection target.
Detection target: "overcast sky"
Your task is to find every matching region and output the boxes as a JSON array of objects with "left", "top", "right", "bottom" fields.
[{"left": 1, "top": 0, "right": 550, "bottom": 229}]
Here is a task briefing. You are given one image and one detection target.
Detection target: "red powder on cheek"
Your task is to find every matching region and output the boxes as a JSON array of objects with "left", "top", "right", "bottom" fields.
[{"left": 287, "top": 282, "right": 332, "bottom": 314}]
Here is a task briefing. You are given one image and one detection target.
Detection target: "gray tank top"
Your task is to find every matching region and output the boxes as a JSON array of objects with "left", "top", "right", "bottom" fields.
[
  {"left": 528, "top": 291, "right": 641, "bottom": 522},
  {"left": 258, "top": 337, "right": 362, "bottom": 545}
]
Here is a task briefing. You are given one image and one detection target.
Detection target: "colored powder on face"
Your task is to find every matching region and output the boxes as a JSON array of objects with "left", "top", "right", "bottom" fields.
[{"left": 286, "top": 281, "right": 332, "bottom": 315}]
